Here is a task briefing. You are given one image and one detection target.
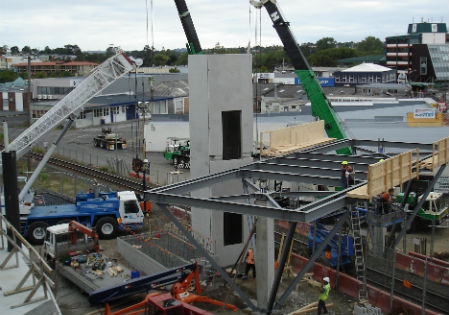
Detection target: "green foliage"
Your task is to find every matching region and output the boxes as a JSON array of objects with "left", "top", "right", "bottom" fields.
[
  {"left": 33, "top": 72, "right": 47, "bottom": 78},
  {"left": 22, "top": 46, "right": 31, "bottom": 54},
  {"left": 0, "top": 69, "right": 18, "bottom": 83},
  {"left": 315, "top": 37, "right": 337, "bottom": 51},
  {"left": 39, "top": 171, "right": 49, "bottom": 182},
  {"left": 153, "top": 54, "right": 170, "bottom": 66},
  {"left": 357, "top": 36, "right": 384, "bottom": 54},
  {"left": 308, "top": 47, "right": 359, "bottom": 67},
  {"left": 31, "top": 147, "right": 45, "bottom": 154},
  {"left": 10, "top": 46, "right": 19, "bottom": 54},
  {"left": 99, "top": 166, "right": 110, "bottom": 172},
  {"left": 169, "top": 68, "right": 180, "bottom": 73}
]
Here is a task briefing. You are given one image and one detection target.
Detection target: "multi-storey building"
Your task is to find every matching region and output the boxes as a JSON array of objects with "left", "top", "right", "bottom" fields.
[
  {"left": 11, "top": 61, "right": 98, "bottom": 76},
  {"left": 385, "top": 22, "right": 449, "bottom": 83}
]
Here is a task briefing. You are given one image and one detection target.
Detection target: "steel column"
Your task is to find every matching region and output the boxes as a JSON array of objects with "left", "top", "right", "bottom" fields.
[
  {"left": 275, "top": 211, "right": 349, "bottom": 308},
  {"left": 267, "top": 222, "right": 296, "bottom": 313}
]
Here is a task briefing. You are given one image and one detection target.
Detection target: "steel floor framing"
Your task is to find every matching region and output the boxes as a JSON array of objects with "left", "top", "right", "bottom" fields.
[{"left": 145, "top": 137, "right": 443, "bottom": 313}]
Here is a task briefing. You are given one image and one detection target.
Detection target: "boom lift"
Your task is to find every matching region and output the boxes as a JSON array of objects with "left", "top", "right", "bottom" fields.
[
  {"left": 251, "top": 0, "right": 351, "bottom": 155},
  {"left": 102, "top": 262, "right": 237, "bottom": 314}
]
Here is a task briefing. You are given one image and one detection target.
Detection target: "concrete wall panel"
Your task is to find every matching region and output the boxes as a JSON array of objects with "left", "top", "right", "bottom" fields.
[{"left": 189, "top": 54, "right": 253, "bottom": 266}]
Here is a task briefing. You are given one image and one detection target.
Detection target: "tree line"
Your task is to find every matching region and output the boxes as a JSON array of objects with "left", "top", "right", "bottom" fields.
[{"left": 0, "top": 36, "right": 383, "bottom": 82}]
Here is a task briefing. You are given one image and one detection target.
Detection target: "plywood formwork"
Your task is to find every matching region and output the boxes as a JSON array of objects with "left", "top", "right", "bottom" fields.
[
  {"left": 260, "top": 120, "right": 336, "bottom": 156},
  {"left": 347, "top": 149, "right": 420, "bottom": 200},
  {"left": 420, "top": 136, "right": 449, "bottom": 171}
]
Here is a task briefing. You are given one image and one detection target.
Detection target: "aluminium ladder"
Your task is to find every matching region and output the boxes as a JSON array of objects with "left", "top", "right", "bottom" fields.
[{"left": 351, "top": 207, "right": 368, "bottom": 301}]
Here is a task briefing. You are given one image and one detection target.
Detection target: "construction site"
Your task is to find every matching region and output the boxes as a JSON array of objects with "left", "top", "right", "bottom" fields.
[{"left": 1, "top": 1, "right": 449, "bottom": 315}]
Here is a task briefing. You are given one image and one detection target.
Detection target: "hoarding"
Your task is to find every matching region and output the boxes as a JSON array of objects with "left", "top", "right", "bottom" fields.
[{"left": 413, "top": 108, "right": 436, "bottom": 119}]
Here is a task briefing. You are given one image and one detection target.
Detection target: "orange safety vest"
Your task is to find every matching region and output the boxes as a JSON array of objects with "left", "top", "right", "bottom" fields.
[{"left": 247, "top": 249, "right": 255, "bottom": 264}]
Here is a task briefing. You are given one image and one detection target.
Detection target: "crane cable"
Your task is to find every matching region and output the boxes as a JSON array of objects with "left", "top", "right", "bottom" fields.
[{"left": 252, "top": 3, "right": 262, "bottom": 157}]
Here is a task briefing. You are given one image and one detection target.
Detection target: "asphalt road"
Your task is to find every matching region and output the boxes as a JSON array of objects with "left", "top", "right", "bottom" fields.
[{"left": 4, "top": 116, "right": 190, "bottom": 186}]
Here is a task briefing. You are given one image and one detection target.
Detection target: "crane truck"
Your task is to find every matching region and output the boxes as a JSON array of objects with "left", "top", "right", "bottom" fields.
[
  {"left": 1, "top": 50, "right": 137, "bottom": 221},
  {"left": 24, "top": 190, "right": 144, "bottom": 244},
  {"left": 251, "top": 0, "right": 351, "bottom": 155}
]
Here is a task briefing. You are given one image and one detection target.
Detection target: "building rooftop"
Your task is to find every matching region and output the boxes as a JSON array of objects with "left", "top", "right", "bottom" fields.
[{"left": 341, "top": 63, "right": 393, "bottom": 73}]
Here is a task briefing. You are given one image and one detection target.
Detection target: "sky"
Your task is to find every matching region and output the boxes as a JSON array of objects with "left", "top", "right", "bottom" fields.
[{"left": 1, "top": 0, "right": 448, "bottom": 52}]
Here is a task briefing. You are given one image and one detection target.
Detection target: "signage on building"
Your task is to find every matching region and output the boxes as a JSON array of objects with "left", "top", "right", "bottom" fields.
[
  {"left": 414, "top": 108, "right": 435, "bottom": 119},
  {"left": 295, "top": 77, "right": 335, "bottom": 87}
]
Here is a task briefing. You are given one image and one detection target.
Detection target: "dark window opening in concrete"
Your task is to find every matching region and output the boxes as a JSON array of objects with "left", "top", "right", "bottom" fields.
[
  {"left": 223, "top": 212, "right": 242, "bottom": 246},
  {"left": 222, "top": 110, "right": 241, "bottom": 160}
]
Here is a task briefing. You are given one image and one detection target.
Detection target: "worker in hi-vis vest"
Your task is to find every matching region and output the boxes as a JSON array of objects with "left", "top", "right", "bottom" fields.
[
  {"left": 242, "top": 248, "right": 256, "bottom": 279},
  {"left": 318, "top": 277, "right": 330, "bottom": 315}
]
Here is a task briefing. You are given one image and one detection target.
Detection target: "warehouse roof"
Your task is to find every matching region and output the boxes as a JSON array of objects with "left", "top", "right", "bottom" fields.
[{"left": 341, "top": 63, "right": 392, "bottom": 73}]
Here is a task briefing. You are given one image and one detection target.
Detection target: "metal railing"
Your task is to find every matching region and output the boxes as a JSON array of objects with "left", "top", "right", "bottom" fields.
[{"left": 0, "top": 214, "right": 61, "bottom": 313}]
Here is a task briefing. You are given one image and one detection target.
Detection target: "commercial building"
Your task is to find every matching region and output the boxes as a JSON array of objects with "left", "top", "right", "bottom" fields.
[
  {"left": 28, "top": 73, "right": 189, "bottom": 127},
  {"left": 385, "top": 22, "right": 449, "bottom": 83},
  {"left": 11, "top": 61, "right": 98, "bottom": 76},
  {"left": 333, "top": 63, "right": 396, "bottom": 87}
]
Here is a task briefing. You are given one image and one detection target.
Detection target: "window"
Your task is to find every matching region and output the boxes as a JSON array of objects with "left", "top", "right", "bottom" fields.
[
  {"left": 78, "top": 111, "right": 86, "bottom": 119},
  {"left": 222, "top": 110, "right": 241, "bottom": 160},
  {"left": 104, "top": 108, "right": 109, "bottom": 116},
  {"left": 124, "top": 200, "right": 140, "bottom": 213},
  {"left": 223, "top": 212, "right": 242, "bottom": 245},
  {"left": 94, "top": 108, "right": 103, "bottom": 117}
]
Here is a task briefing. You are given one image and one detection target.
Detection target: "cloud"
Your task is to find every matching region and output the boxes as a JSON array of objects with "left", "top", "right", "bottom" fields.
[{"left": 0, "top": 0, "right": 447, "bottom": 51}]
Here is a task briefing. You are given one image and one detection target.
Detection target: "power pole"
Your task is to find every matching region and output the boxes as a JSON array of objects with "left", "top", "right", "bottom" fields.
[{"left": 27, "top": 55, "right": 32, "bottom": 176}]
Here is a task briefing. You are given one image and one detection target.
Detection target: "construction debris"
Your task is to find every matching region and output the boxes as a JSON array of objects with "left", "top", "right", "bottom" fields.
[
  {"left": 353, "top": 303, "right": 383, "bottom": 315},
  {"left": 288, "top": 302, "right": 334, "bottom": 315}
]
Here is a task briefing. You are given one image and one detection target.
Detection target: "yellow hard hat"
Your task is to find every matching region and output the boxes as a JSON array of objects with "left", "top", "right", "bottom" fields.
[
  {"left": 341, "top": 161, "right": 348, "bottom": 165},
  {"left": 379, "top": 159, "right": 384, "bottom": 163}
]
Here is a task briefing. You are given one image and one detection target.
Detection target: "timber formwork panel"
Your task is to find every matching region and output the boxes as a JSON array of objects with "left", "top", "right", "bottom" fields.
[
  {"left": 348, "top": 149, "right": 420, "bottom": 200},
  {"left": 260, "top": 120, "right": 336, "bottom": 156}
]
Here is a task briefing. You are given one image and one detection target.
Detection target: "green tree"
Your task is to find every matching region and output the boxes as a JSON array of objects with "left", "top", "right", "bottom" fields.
[
  {"left": 357, "top": 36, "right": 383, "bottom": 53},
  {"left": 153, "top": 54, "right": 170, "bottom": 66},
  {"left": 308, "top": 47, "right": 359, "bottom": 66},
  {"left": 22, "top": 46, "right": 31, "bottom": 54},
  {"left": 0, "top": 70, "right": 18, "bottom": 83},
  {"left": 300, "top": 42, "right": 316, "bottom": 57},
  {"left": 175, "top": 52, "right": 188, "bottom": 66},
  {"left": 315, "top": 37, "right": 337, "bottom": 51},
  {"left": 10, "top": 46, "right": 19, "bottom": 55}
]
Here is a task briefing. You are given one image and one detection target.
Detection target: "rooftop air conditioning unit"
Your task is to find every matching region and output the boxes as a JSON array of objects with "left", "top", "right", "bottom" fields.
[
  {"left": 47, "top": 95, "right": 53, "bottom": 100},
  {"left": 37, "top": 95, "right": 43, "bottom": 100},
  {"left": 42, "top": 95, "right": 48, "bottom": 99}
]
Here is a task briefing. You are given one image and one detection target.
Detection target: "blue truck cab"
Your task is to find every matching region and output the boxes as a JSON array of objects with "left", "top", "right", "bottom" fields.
[{"left": 24, "top": 190, "right": 144, "bottom": 244}]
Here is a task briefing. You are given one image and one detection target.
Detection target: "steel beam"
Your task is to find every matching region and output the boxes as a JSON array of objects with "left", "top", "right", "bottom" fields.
[
  {"left": 275, "top": 211, "right": 349, "bottom": 308},
  {"left": 150, "top": 169, "right": 241, "bottom": 194},
  {"left": 352, "top": 139, "right": 433, "bottom": 151},
  {"left": 243, "top": 162, "right": 367, "bottom": 179},
  {"left": 241, "top": 169, "right": 343, "bottom": 187},
  {"left": 268, "top": 157, "right": 371, "bottom": 171},
  {"left": 147, "top": 192, "right": 306, "bottom": 221},
  {"left": 156, "top": 203, "right": 260, "bottom": 313}
]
